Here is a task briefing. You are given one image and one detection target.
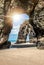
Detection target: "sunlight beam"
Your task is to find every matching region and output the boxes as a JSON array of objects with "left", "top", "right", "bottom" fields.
[{"left": 11, "top": 14, "right": 21, "bottom": 22}]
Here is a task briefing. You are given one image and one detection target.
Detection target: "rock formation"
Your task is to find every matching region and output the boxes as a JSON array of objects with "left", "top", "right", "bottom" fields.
[
  {"left": 16, "top": 0, "right": 44, "bottom": 48},
  {"left": 0, "top": 0, "right": 12, "bottom": 49},
  {"left": 0, "top": 0, "right": 44, "bottom": 48},
  {"left": 16, "top": 20, "right": 36, "bottom": 43}
]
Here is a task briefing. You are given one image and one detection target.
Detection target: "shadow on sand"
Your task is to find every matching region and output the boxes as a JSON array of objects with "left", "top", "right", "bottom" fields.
[{"left": 11, "top": 43, "right": 36, "bottom": 48}]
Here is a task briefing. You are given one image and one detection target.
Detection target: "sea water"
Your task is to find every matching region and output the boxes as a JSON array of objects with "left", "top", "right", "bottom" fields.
[{"left": 8, "top": 34, "right": 18, "bottom": 43}]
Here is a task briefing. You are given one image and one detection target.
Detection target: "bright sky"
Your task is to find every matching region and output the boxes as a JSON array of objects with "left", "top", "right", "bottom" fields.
[
  {"left": 8, "top": 14, "right": 29, "bottom": 42},
  {"left": 11, "top": 14, "right": 29, "bottom": 34}
]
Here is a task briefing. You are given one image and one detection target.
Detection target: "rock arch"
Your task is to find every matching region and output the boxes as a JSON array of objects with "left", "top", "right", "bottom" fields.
[{"left": 0, "top": 0, "right": 44, "bottom": 48}]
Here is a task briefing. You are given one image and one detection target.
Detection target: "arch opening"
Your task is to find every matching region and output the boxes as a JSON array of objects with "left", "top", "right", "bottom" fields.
[{"left": 8, "top": 13, "right": 29, "bottom": 43}]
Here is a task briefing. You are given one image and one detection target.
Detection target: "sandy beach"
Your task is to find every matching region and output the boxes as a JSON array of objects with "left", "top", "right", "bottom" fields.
[{"left": 0, "top": 47, "right": 44, "bottom": 65}]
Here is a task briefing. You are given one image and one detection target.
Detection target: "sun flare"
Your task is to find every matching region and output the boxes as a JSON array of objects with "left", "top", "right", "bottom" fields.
[{"left": 12, "top": 14, "right": 21, "bottom": 22}]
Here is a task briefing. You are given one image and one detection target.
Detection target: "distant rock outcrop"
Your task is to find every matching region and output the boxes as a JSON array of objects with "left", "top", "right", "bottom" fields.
[{"left": 16, "top": 20, "right": 36, "bottom": 43}]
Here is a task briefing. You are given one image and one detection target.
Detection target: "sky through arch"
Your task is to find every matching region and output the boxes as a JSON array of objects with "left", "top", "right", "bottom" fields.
[{"left": 8, "top": 14, "right": 29, "bottom": 43}]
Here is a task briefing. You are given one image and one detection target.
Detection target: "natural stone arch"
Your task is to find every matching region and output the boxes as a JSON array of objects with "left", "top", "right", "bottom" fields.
[{"left": 0, "top": 0, "right": 44, "bottom": 49}]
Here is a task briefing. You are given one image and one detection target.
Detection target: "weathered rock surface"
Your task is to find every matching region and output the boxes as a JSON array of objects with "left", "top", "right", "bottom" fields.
[
  {"left": 0, "top": 0, "right": 11, "bottom": 49},
  {"left": 16, "top": 20, "right": 36, "bottom": 43},
  {"left": 16, "top": 0, "right": 44, "bottom": 46},
  {"left": 0, "top": 0, "right": 44, "bottom": 48}
]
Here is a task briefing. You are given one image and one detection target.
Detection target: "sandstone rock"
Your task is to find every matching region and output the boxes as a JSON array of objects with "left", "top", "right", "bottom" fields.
[
  {"left": 0, "top": 0, "right": 12, "bottom": 49},
  {"left": 0, "top": 0, "right": 44, "bottom": 48},
  {"left": 33, "top": 0, "right": 44, "bottom": 37},
  {"left": 16, "top": 0, "right": 44, "bottom": 46},
  {"left": 16, "top": 20, "right": 36, "bottom": 43}
]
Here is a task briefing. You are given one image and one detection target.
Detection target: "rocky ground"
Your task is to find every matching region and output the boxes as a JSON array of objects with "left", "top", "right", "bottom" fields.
[{"left": 0, "top": 47, "right": 44, "bottom": 65}]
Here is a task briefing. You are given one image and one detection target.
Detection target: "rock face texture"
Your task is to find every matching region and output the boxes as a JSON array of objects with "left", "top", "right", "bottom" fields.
[
  {"left": 16, "top": 0, "right": 44, "bottom": 45},
  {"left": 16, "top": 20, "right": 36, "bottom": 43},
  {"left": 0, "top": 0, "right": 44, "bottom": 48},
  {"left": 0, "top": 0, "right": 12, "bottom": 49},
  {"left": 33, "top": 0, "right": 44, "bottom": 37}
]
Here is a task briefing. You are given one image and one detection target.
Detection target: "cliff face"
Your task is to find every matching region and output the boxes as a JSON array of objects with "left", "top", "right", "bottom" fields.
[{"left": 0, "top": 0, "right": 11, "bottom": 48}]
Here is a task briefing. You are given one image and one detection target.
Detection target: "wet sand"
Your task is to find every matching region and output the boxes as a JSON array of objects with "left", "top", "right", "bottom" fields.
[{"left": 0, "top": 47, "right": 44, "bottom": 65}]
